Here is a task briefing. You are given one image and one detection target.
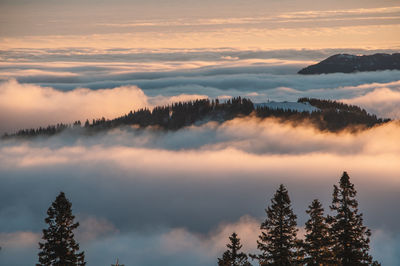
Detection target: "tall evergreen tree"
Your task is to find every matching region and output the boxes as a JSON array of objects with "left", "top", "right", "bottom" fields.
[
  {"left": 253, "top": 184, "right": 299, "bottom": 265},
  {"left": 218, "top": 232, "right": 251, "bottom": 266},
  {"left": 329, "top": 172, "right": 375, "bottom": 265},
  {"left": 37, "top": 192, "right": 86, "bottom": 266},
  {"left": 303, "top": 199, "right": 333, "bottom": 265}
]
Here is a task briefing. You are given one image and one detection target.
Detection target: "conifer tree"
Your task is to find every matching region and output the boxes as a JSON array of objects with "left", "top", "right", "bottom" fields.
[
  {"left": 218, "top": 232, "right": 251, "bottom": 266},
  {"left": 37, "top": 192, "right": 86, "bottom": 266},
  {"left": 303, "top": 199, "right": 333, "bottom": 265},
  {"left": 253, "top": 184, "right": 299, "bottom": 265},
  {"left": 329, "top": 172, "right": 376, "bottom": 265}
]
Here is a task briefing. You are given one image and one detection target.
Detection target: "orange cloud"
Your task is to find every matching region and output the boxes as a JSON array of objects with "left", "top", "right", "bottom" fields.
[
  {"left": 0, "top": 79, "right": 149, "bottom": 133},
  {"left": 0, "top": 80, "right": 209, "bottom": 134},
  {"left": 344, "top": 87, "right": 400, "bottom": 119},
  {"left": 0, "top": 231, "right": 40, "bottom": 248},
  {"left": 160, "top": 215, "right": 260, "bottom": 256}
]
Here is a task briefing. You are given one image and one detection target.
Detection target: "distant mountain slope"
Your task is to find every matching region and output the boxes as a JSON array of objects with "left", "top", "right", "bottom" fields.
[{"left": 298, "top": 53, "right": 400, "bottom": 74}]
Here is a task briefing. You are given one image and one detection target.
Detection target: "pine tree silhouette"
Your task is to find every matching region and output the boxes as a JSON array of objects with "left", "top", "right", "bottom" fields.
[
  {"left": 303, "top": 199, "right": 334, "bottom": 265},
  {"left": 218, "top": 232, "right": 251, "bottom": 266},
  {"left": 329, "top": 172, "right": 376, "bottom": 265},
  {"left": 37, "top": 192, "right": 86, "bottom": 266},
  {"left": 252, "top": 184, "right": 300, "bottom": 265}
]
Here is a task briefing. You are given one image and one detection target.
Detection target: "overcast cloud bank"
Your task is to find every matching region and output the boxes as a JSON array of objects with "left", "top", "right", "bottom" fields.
[
  {"left": 0, "top": 116, "right": 399, "bottom": 265},
  {"left": 1, "top": 76, "right": 400, "bottom": 134},
  {"left": 0, "top": 46, "right": 399, "bottom": 265}
]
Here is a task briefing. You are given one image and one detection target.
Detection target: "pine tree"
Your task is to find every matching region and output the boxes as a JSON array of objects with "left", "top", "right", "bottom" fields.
[
  {"left": 37, "top": 192, "right": 86, "bottom": 266},
  {"left": 303, "top": 199, "right": 333, "bottom": 265},
  {"left": 218, "top": 232, "right": 251, "bottom": 266},
  {"left": 329, "top": 171, "right": 375, "bottom": 265},
  {"left": 253, "top": 184, "right": 299, "bottom": 265}
]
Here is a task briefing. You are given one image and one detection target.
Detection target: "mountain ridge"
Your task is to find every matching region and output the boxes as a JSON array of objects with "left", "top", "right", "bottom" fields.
[
  {"left": 298, "top": 53, "right": 400, "bottom": 74},
  {"left": 2, "top": 97, "right": 390, "bottom": 139}
]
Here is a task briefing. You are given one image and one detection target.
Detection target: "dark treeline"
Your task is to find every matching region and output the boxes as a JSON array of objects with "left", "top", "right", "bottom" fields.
[
  {"left": 256, "top": 98, "right": 389, "bottom": 132},
  {"left": 110, "top": 97, "right": 253, "bottom": 130},
  {"left": 6, "top": 121, "right": 82, "bottom": 138},
  {"left": 219, "top": 172, "right": 379, "bottom": 266},
  {"left": 37, "top": 172, "right": 379, "bottom": 265},
  {"left": 3, "top": 97, "right": 389, "bottom": 139},
  {"left": 4, "top": 97, "right": 253, "bottom": 138}
]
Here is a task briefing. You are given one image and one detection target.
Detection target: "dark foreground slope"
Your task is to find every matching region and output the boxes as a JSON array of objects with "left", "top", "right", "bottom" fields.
[
  {"left": 298, "top": 53, "right": 400, "bottom": 74},
  {"left": 3, "top": 97, "right": 390, "bottom": 139}
]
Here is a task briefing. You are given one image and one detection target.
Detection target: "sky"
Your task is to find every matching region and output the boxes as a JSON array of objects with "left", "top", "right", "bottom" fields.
[
  {"left": 0, "top": 0, "right": 400, "bottom": 265},
  {"left": 1, "top": 0, "right": 400, "bottom": 49}
]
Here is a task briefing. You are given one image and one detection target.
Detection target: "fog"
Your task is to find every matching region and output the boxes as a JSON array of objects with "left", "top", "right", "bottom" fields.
[
  {"left": 0, "top": 46, "right": 400, "bottom": 265},
  {"left": 0, "top": 80, "right": 207, "bottom": 134},
  {"left": 1, "top": 73, "right": 400, "bottom": 134},
  {"left": 0, "top": 116, "right": 399, "bottom": 265}
]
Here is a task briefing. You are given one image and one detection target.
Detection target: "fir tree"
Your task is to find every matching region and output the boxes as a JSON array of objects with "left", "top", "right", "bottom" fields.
[
  {"left": 303, "top": 199, "right": 333, "bottom": 265},
  {"left": 329, "top": 171, "right": 376, "bottom": 265},
  {"left": 253, "top": 184, "right": 299, "bottom": 265},
  {"left": 218, "top": 232, "right": 251, "bottom": 266},
  {"left": 37, "top": 192, "right": 86, "bottom": 266}
]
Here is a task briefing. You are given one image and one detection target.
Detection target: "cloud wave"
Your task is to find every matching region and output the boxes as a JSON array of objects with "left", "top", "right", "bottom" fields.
[
  {"left": 1, "top": 116, "right": 400, "bottom": 265},
  {"left": 0, "top": 79, "right": 208, "bottom": 134}
]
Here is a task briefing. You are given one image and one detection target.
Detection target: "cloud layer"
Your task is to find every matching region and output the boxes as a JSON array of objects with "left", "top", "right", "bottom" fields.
[
  {"left": 2, "top": 75, "right": 400, "bottom": 134},
  {"left": 0, "top": 116, "right": 400, "bottom": 265},
  {"left": 0, "top": 47, "right": 399, "bottom": 265},
  {"left": 344, "top": 87, "right": 400, "bottom": 119},
  {"left": 0, "top": 79, "right": 208, "bottom": 134},
  {"left": 1, "top": 2, "right": 399, "bottom": 49}
]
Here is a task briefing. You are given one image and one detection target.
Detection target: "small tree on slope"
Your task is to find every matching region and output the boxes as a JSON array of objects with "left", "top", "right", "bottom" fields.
[
  {"left": 218, "top": 232, "right": 251, "bottom": 266},
  {"left": 37, "top": 192, "right": 86, "bottom": 266}
]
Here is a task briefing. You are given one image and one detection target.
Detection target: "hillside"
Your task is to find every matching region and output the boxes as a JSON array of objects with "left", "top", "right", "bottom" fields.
[
  {"left": 298, "top": 53, "right": 400, "bottom": 74},
  {"left": 2, "top": 98, "right": 390, "bottom": 139}
]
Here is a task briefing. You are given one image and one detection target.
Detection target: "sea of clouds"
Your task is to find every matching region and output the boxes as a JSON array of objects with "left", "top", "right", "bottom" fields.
[
  {"left": 1, "top": 118, "right": 400, "bottom": 265},
  {"left": 0, "top": 48, "right": 400, "bottom": 265},
  {"left": 1, "top": 48, "right": 400, "bottom": 134}
]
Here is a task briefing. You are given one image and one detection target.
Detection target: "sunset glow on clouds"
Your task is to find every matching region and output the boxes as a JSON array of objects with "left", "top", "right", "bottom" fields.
[
  {"left": 1, "top": 1, "right": 399, "bottom": 50},
  {"left": 1, "top": 118, "right": 400, "bottom": 265},
  {"left": 1, "top": 0, "right": 400, "bottom": 265},
  {"left": 2, "top": 76, "right": 400, "bottom": 134},
  {"left": 2, "top": 24, "right": 399, "bottom": 50}
]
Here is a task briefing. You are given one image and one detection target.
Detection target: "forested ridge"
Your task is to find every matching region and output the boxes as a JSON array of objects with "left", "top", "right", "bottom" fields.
[
  {"left": 3, "top": 97, "right": 389, "bottom": 139},
  {"left": 257, "top": 98, "right": 390, "bottom": 132},
  {"left": 298, "top": 53, "right": 400, "bottom": 74}
]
